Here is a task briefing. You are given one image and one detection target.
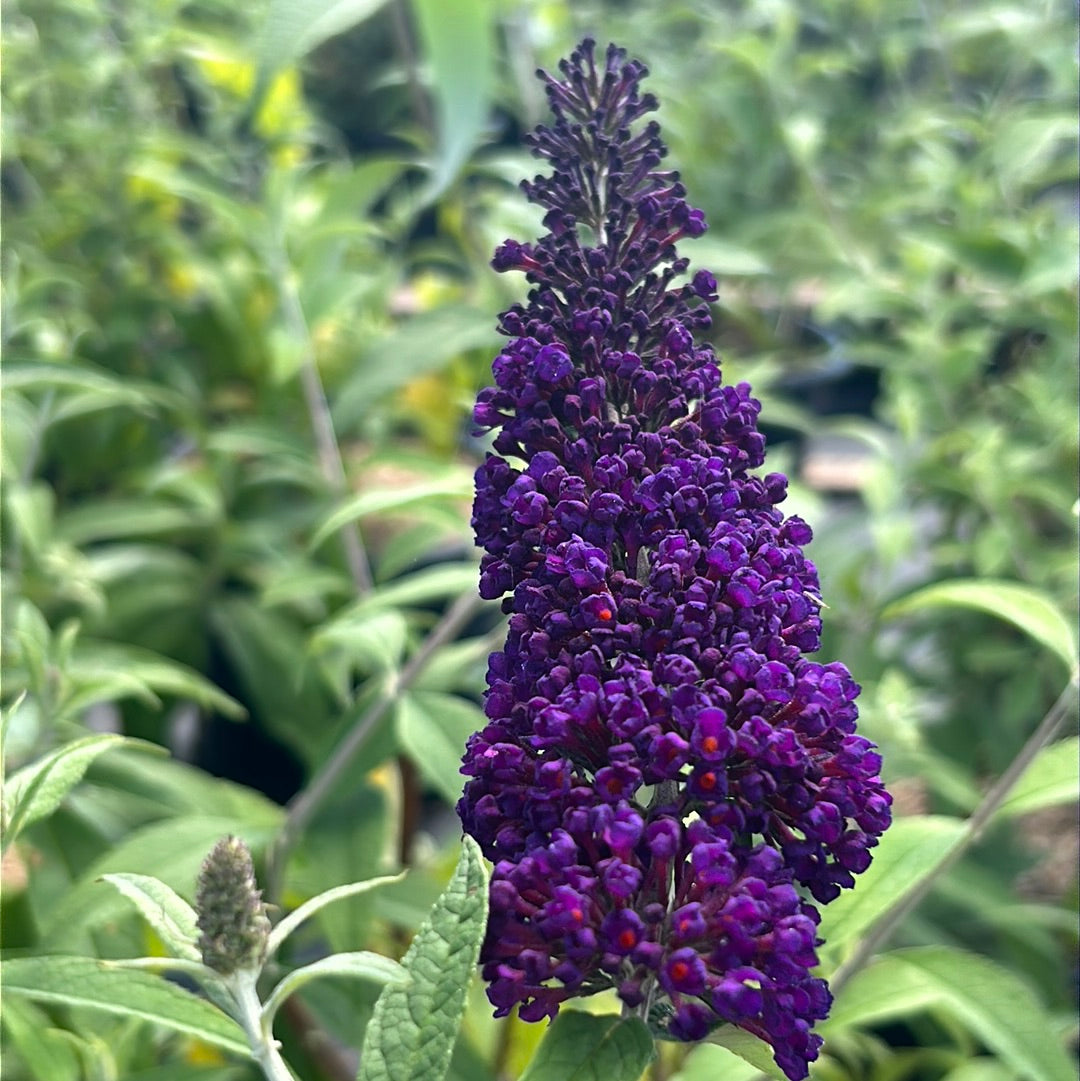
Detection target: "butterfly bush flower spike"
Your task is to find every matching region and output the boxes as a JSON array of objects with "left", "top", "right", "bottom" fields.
[{"left": 458, "top": 39, "right": 891, "bottom": 1081}]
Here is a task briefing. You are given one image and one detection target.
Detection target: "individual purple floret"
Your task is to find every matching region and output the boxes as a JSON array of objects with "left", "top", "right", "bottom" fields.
[{"left": 458, "top": 38, "right": 890, "bottom": 1081}]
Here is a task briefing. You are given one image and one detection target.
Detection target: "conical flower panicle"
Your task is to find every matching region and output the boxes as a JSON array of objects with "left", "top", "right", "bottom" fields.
[
  {"left": 195, "top": 836, "right": 271, "bottom": 976},
  {"left": 458, "top": 39, "right": 891, "bottom": 1081}
]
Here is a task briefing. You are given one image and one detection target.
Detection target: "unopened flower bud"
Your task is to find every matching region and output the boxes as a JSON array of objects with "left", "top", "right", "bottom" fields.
[{"left": 195, "top": 836, "right": 270, "bottom": 975}]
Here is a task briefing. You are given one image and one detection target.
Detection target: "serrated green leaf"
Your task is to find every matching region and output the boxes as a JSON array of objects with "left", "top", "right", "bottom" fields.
[
  {"left": 98, "top": 873, "right": 201, "bottom": 961},
  {"left": 394, "top": 691, "right": 483, "bottom": 805},
  {"left": 262, "top": 951, "right": 407, "bottom": 1029},
  {"left": 884, "top": 580, "right": 1078, "bottom": 674},
  {"left": 995, "top": 736, "right": 1080, "bottom": 818},
  {"left": 826, "top": 946, "right": 1074, "bottom": 1081},
  {"left": 4, "top": 735, "right": 163, "bottom": 852},
  {"left": 3, "top": 956, "right": 250, "bottom": 1057},
  {"left": 518, "top": 1012, "right": 654, "bottom": 1081},
  {"left": 357, "top": 835, "right": 488, "bottom": 1081},
  {"left": 412, "top": 0, "right": 495, "bottom": 199},
  {"left": 816, "top": 815, "right": 966, "bottom": 965},
  {"left": 267, "top": 873, "right": 405, "bottom": 958}
]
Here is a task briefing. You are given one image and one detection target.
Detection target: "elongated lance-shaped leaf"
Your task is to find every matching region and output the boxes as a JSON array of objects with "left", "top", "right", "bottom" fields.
[
  {"left": 262, "top": 952, "right": 407, "bottom": 1029},
  {"left": 994, "top": 735, "right": 1079, "bottom": 818},
  {"left": 99, "top": 873, "right": 201, "bottom": 961},
  {"left": 4, "top": 735, "right": 163, "bottom": 852},
  {"left": 250, "top": 0, "right": 391, "bottom": 118},
  {"left": 518, "top": 1011, "right": 654, "bottom": 1081},
  {"left": 412, "top": 0, "right": 495, "bottom": 200},
  {"left": 815, "top": 815, "right": 966, "bottom": 967},
  {"left": 884, "top": 579, "right": 1078, "bottom": 675},
  {"left": 826, "top": 946, "right": 1074, "bottom": 1081},
  {"left": 357, "top": 836, "right": 488, "bottom": 1081},
  {"left": 4, "top": 956, "right": 250, "bottom": 1057},
  {"left": 266, "top": 873, "right": 405, "bottom": 959}
]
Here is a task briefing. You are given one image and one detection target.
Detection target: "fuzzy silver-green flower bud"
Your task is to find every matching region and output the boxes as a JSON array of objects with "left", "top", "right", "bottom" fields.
[{"left": 195, "top": 836, "right": 271, "bottom": 975}]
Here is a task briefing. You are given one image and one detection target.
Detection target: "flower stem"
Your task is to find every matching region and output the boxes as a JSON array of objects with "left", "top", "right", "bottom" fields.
[{"left": 230, "top": 970, "right": 297, "bottom": 1081}]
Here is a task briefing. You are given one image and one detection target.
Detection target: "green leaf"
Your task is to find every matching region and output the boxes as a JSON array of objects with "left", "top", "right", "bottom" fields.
[
  {"left": 816, "top": 815, "right": 966, "bottom": 965},
  {"left": 394, "top": 691, "right": 483, "bottom": 805},
  {"left": 1, "top": 997, "right": 82, "bottom": 1081},
  {"left": 1, "top": 362, "right": 166, "bottom": 413},
  {"left": 884, "top": 580, "right": 1078, "bottom": 674},
  {"left": 412, "top": 0, "right": 495, "bottom": 198},
  {"left": 4, "top": 481, "right": 55, "bottom": 556},
  {"left": 826, "top": 946, "right": 1074, "bottom": 1081},
  {"left": 56, "top": 498, "right": 218, "bottom": 545},
  {"left": 98, "top": 873, "right": 201, "bottom": 961},
  {"left": 672, "top": 1042, "right": 766, "bottom": 1081},
  {"left": 334, "top": 307, "right": 494, "bottom": 426},
  {"left": 4, "top": 735, "right": 163, "bottom": 852},
  {"left": 995, "top": 736, "right": 1079, "bottom": 818},
  {"left": 267, "top": 873, "right": 405, "bottom": 958},
  {"left": 71, "top": 641, "right": 246, "bottom": 718},
  {"left": 357, "top": 835, "right": 489, "bottom": 1081},
  {"left": 252, "top": 0, "right": 392, "bottom": 111},
  {"left": 518, "top": 1011, "right": 654, "bottom": 1081},
  {"left": 3, "top": 956, "right": 250, "bottom": 1057},
  {"left": 311, "top": 473, "right": 473, "bottom": 551},
  {"left": 704, "top": 1027, "right": 784, "bottom": 1079},
  {"left": 355, "top": 564, "right": 479, "bottom": 615},
  {"left": 262, "top": 951, "right": 407, "bottom": 1029},
  {"left": 309, "top": 609, "right": 409, "bottom": 675}
]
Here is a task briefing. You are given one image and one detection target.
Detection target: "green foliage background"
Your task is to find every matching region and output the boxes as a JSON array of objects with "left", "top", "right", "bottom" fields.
[{"left": 2, "top": 1, "right": 1077, "bottom": 1080}]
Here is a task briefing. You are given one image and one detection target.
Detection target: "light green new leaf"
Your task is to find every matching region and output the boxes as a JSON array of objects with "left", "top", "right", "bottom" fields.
[
  {"left": 252, "top": 0, "right": 391, "bottom": 112},
  {"left": 99, "top": 873, "right": 201, "bottom": 961},
  {"left": 4, "top": 956, "right": 250, "bottom": 1058},
  {"left": 4, "top": 735, "right": 163, "bottom": 853},
  {"left": 357, "top": 835, "right": 489, "bottom": 1081},
  {"left": 518, "top": 1011, "right": 654, "bottom": 1081},
  {"left": 884, "top": 580, "right": 1078, "bottom": 674},
  {"left": 826, "top": 946, "right": 1074, "bottom": 1081},
  {"left": 262, "top": 951, "right": 407, "bottom": 1029},
  {"left": 394, "top": 691, "right": 484, "bottom": 805},
  {"left": 706, "top": 1027, "right": 784, "bottom": 1078},
  {"left": 995, "top": 736, "right": 1079, "bottom": 818},
  {"left": 267, "top": 873, "right": 405, "bottom": 958},
  {"left": 672, "top": 1041, "right": 767, "bottom": 1081},
  {"left": 816, "top": 815, "right": 966, "bottom": 965},
  {"left": 412, "top": 0, "right": 495, "bottom": 199}
]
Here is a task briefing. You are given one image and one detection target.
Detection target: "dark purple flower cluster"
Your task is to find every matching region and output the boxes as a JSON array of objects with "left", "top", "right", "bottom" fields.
[{"left": 458, "top": 39, "right": 890, "bottom": 1081}]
